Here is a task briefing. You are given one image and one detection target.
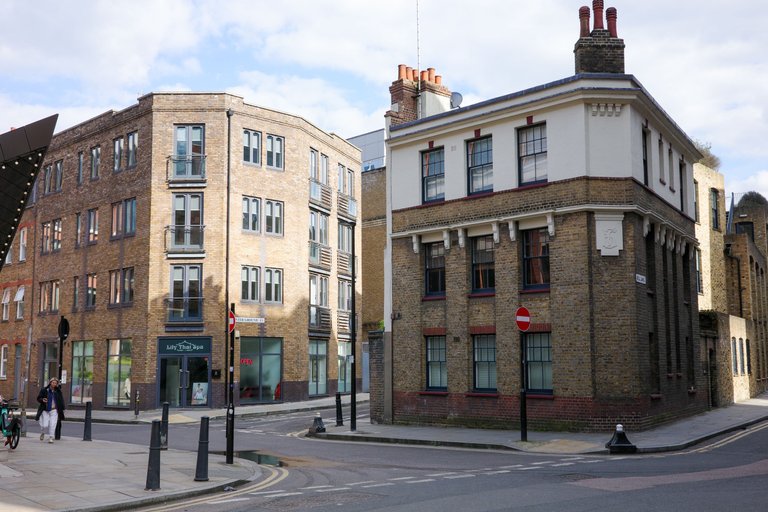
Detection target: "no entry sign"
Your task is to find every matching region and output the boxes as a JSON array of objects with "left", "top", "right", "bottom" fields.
[
  {"left": 228, "top": 310, "right": 236, "bottom": 333},
  {"left": 515, "top": 306, "right": 531, "bottom": 332}
]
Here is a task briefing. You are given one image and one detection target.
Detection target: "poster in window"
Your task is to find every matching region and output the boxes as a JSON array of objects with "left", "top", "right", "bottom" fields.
[{"left": 192, "top": 382, "right": 208, "bottom": 405}]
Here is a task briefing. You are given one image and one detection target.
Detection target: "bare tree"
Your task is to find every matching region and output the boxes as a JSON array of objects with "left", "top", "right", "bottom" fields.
[{"left": 693, "top": 139, "right": 721, "bottom": 170}]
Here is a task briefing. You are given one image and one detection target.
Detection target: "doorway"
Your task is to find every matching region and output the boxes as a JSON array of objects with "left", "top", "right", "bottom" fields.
[{"left": 159, "top": 355, "right": 209, "bottom": 407}]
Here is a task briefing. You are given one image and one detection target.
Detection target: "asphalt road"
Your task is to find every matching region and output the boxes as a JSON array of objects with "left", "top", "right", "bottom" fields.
[{"left": 59, "top": 405, "right": 768, "bottom": 512}]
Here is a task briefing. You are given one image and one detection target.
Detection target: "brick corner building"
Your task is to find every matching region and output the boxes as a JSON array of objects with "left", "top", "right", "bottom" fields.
[{"left": 376, "top": 2, "right": 710, "bottom": 431}]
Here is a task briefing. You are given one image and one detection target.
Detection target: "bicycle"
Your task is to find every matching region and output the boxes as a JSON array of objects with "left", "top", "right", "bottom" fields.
[{"left": 0, "top": 398, "right": 22, "bottom": 449}]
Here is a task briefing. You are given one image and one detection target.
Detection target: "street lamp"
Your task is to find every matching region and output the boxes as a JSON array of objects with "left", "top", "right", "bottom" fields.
[{"left": 341, "top": 219, "right": 358, "bottom": 432}]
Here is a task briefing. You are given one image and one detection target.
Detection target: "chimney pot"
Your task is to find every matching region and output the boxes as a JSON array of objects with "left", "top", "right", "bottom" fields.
[
  {"left": 420, "top": 70, "right": 429, "bottom": 82},
  {"left": 405, "top": 66, "right": 413, "bottom": 80},
  {"left": 606, "top": 7, "right": 618, "bottom": 37},
  {"left": 398, "top": 64, "right": 407, "bottom": 80},
  {"left": 592, "top": 0, "right": 604, "bottom": 30},
  {"left": 579, "top": 6, "right": 591, "bottom": 37},
  {"left": 411, "top": 68, "right": 418, "bottom": 81},
  {"left": 428, "top": 67, "right": 436, "bottom": 82},
  {"left": 435, "top": 75, "right": 442, "bottom": 85}
]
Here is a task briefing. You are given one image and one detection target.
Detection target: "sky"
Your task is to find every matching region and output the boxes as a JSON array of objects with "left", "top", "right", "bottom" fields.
[{"left": 1, "top": 0, "right": 765, "bottom": 198}]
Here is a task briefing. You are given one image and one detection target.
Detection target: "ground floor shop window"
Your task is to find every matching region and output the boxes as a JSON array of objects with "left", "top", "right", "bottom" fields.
[
  {"left": 338, "top": 340, "right": 351, "bottom": 393},
  {"left": 71, "top": 340, "right": 93, "bottom": 403},
  {"left": 309, "top": 339, "right": 327, "bottom": 396},
  {"left": 106, "top": 339, "right": 132, "bottom": 406},
  {"left": 526, "top": 332, "right": 552, "bottom": 393},
  {"left": 240, "top": 337, "right": 282, "bottom": 402}
]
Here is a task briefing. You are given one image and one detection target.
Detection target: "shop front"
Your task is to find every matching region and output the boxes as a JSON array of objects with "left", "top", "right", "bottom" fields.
[
  {"left": 240, "top": 336, "right": 282, "bottom": 403},
  {"left": 157, "top": 337, "right": 211, "bottom": 407}
]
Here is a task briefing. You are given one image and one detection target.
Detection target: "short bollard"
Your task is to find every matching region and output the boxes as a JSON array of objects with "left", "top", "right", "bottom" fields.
[
  {"left": 160, "top": 402, "right": 169, "bottom": 450},
  {"left": 83, "top": 402, "right": 92, "bottom": 441},
  {"left": 605, "top": 424, "right": 637, "bottom": 454},
  {"left": 134, "top": 389, "right": 140, "bottom": 419},
  {"left": 145, "top": 419, "right": 162, "bottom": 491},
  {"left": 309, "top": 413, "right": 326, "bottom": 434},
  {"left": 335, "top": 392, "right": 343, "bottom": 426},
  {"left": 194, "top": 416, "right": 210, "bottom": 482}
]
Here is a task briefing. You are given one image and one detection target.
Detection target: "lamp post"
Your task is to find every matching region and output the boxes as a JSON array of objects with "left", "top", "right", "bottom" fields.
[{"left": 225, "top": 108, "right": 235, "bottom": 464}]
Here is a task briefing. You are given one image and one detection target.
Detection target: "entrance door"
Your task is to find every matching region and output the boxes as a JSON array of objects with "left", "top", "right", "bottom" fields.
[{"left": 160, "top": 355, "right": 209, "bottom": 407}]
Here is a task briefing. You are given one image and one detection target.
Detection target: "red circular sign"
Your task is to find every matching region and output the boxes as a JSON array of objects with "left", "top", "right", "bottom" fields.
[
  {"left": 515, "top": 306, "right": 531, "bottom": 332},
  {"left": 228, "top": 311, "right": 236, "bottom": 333}
]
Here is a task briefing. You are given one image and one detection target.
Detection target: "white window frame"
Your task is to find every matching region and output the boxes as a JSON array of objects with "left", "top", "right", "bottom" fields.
[
  {"left": 0, "top": 345, "right": 7, "bottom": 379},
  {"left": 127, "top": 131, "right": 138, "bottom": 168},
  {"left": 14, "top": 286, "right": 24, "bottom": 320},
  {"left": 19, "top": 227, "right": 27, "bottom": 261},
  {"left": 241, "top": 265, "right": 260, "bottom": 302},
  {"left": 1, "top": 288, "right": 10, "bottom": 321},
  {"left": 265, "top": 200, "right": 283, "bottom": 235},
  {"left": 265, "top": 268, "right": 282, "bottom": 304},
  {"left": 113, "top": 137, "right": 124, "bottom": 172},
  {"left": 243, "top": 129, "right": 261, "bottom": 165},
  {"left": 266, "top": 134, "right": 284, "bottom": 169},
  {"left": 242, "top": 196, "right": 260, "bottom": 233}
]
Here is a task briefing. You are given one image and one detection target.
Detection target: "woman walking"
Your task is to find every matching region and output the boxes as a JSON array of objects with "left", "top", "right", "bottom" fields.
[{"left": 36, "top": 377, "right": 65, "bottom": 443}]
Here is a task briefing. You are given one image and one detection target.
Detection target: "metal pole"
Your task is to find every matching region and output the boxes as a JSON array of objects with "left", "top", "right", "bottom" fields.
[
  {"left": 194, "top": 416, "right": 210, "bottom": 481},
  {"left": 82, "top": 401, "right": 92, "bottom": 441},
  {"left": 224, "top": 107, "right": 233, "bottom": 414},
  {"left": 520, "top": 332, "right": 527, "bottom": 442},
  {"left": 350, "top": 221, "right": 357, "bottom": 432},
  {"left": 160, "top": 402, "right": 169, "bottom": 450},
  {"left": 335, "top": 392, "right": 343, "bottom": 426},
  {"left": 226, "top": 303, "right": 235, "bottom": 464}
]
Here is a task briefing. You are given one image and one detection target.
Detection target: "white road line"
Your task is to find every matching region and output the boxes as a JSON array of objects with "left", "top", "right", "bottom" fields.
[
  {"left": 206, "top": 497, "right": 252, "bottom": 504},
  {"left": 362, "top": 482, "right": 395, "bottom": 488},
  {"left": 249, "top": 490, "right": 287, "bottom": 495},
  {"left": 552, "top": 463, "right": 576, "bottom": 467},
  {"left": 347, "top": 480, "right": 377, "bottom": 486},
  {"left": 426, "top": 472, "right": 458, "bottom": 477},
  {"left": 515, "top": 467, "right": 541, "bottom": 471},
  {"left": 444, "top": 474, "right": 476, "bottom": 479},
  {"left": 499, "top": 465, "right": 523, "bottom": 469},
  {"left": 315, "top": 487, "right": 350, "bottom": 493},
  {"left": 388, "top": 476, "right": 417, "bottom": 481},
  {"left": 532, "top": 461, "right": 555, "bottom": 465},
  {"left": 483, "top": 470, "right": 511, "bottom": 475},
  {"left": 406, "top": 479, "right": 436, "bottom": 484},
  {"left": 261, "top": 492, "right": 304, "bottom": 498},
  {"left": 580, "top": 460, "right": 604, "bottom": 464},
  {"left": 301, "top": 485, "right": 334, "bottom": 490}
]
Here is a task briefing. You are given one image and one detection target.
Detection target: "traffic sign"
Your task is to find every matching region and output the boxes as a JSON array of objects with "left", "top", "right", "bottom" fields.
[
  {"left": 228, "top": 310, "right": 236, "bottom": 333},
  {"left": 515, "top": 306, "right": 531, "bottom": 332},
  {"left": 236, "top": 317, "right": 265, "bottom": 324}
]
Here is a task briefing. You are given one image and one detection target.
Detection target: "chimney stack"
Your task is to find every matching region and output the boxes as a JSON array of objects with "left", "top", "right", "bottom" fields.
[
  {"left": 386, "top": 64, "right": 452, "bottom": 127},
  {"left": 573, "top": 3, "right": 625, "bottom": 74}
]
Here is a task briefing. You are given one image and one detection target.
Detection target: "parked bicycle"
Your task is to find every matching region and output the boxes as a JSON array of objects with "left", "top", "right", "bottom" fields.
[{"left": 1, "top": 397, "right": 22, "bottom": 449}]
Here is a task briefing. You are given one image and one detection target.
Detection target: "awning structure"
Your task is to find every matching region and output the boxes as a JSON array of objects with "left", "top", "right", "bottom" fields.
[{"left": 0, "top": 114, "right": 58, "bottom": 272}]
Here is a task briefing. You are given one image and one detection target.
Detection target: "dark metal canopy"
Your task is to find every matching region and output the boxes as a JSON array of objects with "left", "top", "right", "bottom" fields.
[{"left": 0, "top": 114, "right": 58, "bottom": 271}]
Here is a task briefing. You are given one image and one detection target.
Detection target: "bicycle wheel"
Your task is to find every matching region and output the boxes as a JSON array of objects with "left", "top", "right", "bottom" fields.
[{"left": 9, "top": 425, "right": 19, "bottom": 449}]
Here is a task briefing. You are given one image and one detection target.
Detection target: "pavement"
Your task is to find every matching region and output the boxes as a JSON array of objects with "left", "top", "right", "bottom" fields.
[{"left": 0, "top": 391, "right": 767, "bottom": 512}]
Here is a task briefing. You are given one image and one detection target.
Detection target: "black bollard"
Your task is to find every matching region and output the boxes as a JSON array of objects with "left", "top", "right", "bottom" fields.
[
  {"left": 335, "top": 392, "right": 343, "bottom": 426},
  {"left": 160, "top": 402, "right": 169, "bottom": 450},
  {"left": 145, "top": 419, "right": 161, "bottom": 491},
  {"left": 194, "top": 416, "right": 210, "bottom": 482},
  {"left": 310, "top": 413, "right": 326, "bottom": 433},
  {"left": 605, "top": 424, "right": 637, "bottom": 454},
  {"left": 83, "top": 402, "right": 92, "bottom": 441}
]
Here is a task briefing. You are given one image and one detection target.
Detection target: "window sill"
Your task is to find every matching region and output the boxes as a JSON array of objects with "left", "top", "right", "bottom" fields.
[
  {"left": 422, "top": 295, "right": 445, "bottom": 302},
  {"left": 527, "top": 393, "right": 554, "bottom": 400},
  {"left": 468, "top": 191, "right": 494, "bottom": 198},
  {"left": 468, "top": 292, "right": 495, "bottom": 298},
  {"left": 266, "top": 166, "right": 284, "bottom": 172},
  {"left": 244, "top": 162, "right": 262, "bottom": 168},
  {"left": 465, "top": 392, "right": 498, "bottom": 398},
  {"left": 520, "top": 287, "right": 550, "bottom": 295},
  {"left": 419, "top": 391, "right": 448, "bottom": 396},
  {"left": 517, "top": 181, "right": 548, "bottom": 191}
]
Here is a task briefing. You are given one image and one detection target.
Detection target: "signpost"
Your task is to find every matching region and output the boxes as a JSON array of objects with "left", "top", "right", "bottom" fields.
[
  {"left": 56, "top": 316, "right": 69, "bottom": 440},
  {"left": 228, "top": 311, "right": 236, "bottom": 333},
  {"left": 515, "top": 306, "right": 530, "bottom": 442},
  {"left": 226, "top": 305, "right": 235, "bottom": 464}
]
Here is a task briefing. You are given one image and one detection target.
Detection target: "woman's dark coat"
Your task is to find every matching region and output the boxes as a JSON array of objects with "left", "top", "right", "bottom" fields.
[{"left": 35, "top": 384, "right": 65, "bottom": 421}]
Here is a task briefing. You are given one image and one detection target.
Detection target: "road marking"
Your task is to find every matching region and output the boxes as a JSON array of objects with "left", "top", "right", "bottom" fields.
[
  {"left": 532, "top": 461, "right": 555, "bottom": 465},
  {"left": 388, "top": 476, "right": 416, "bottom": 481},
  {"left": 206, "top": 497, "right": 251, "bottom": 504},
  {"left": 362, "top": 482, "right": 395, "bottom": 488},
  {"left": 483, "top": 470, "right": 511, "bottom": 475},
  {"left": 514, "top": 467, "right": 541, "bottom": 471},
  {"left": 426, "top": 472, "right": 458, "bottom": 477},
  {"left": 580, "top": 460, "right": 604, "bottom": 464},
  {"left": 261, "top": 492, "right": 304, "bottom": 498},
  {"left": 406, "top": 479, "right": 436, "bottom": 484},
  {"left": 552, "top": 463, "right": 576, "bottom": 467},
  {"left": 301, "top": 485, "right": 333, "bottom": 490},
  {"left": 444, "top": 474, "right": 475, "bottom": 479},
  {"left": 499, "top": 465, "right": 523, "bottom": 469},
  {"left": 315, "top": 487, "right": 350, "bottom": 492},
  {"left": 347, "top": 480, "right": 377, "bottom": 486},
  {"left": 249, "top": 490, "right": 287, "bottom": 495}
]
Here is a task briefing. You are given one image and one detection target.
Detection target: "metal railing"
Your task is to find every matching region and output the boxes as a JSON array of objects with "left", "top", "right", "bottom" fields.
[
  {"left": 309, "top": 241, "right": 332, "bottom": 270},
  {"left": 309, "top": 305, "right": 331, "bottom": 330},
  {"left": 164, "top": 296, "right": 204, "bottom": 322},
  {"left": 167, "top": 155, "right": 206, "bottom": 182},
  {"left": 165, "top": 225, "right": 205, "bottom": 252},
  {"left": 309, "top": 179, "right": 332, "bottom": 210},
  {"left": 338, "top": 193, "right": 357, "bottom": 219}
]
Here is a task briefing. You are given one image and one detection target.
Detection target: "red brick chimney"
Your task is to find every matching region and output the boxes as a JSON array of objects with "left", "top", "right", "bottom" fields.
[
  {"left": 386, "top": 64, "right": 452, "bottom": 127},
  {"left": 574, "top": 1, "right": 625, "bottom": 74}
]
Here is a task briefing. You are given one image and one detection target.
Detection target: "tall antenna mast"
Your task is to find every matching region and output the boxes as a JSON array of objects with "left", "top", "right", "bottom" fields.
[{"left": 416, "top": 0, "right": 421, "bottom": 118}]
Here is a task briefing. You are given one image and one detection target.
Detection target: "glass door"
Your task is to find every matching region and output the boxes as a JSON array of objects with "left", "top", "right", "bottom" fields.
[
  {"left": 159, "top": 357, "right": 182, "bottom": 407},
  {"left": 186, "top": 356, "right": 209, "bottom": 406}
]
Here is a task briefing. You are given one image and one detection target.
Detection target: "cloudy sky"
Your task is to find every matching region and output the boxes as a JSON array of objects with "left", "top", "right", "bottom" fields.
[{"left": 1, "top": 0, "right": 765, "bottom": 197}]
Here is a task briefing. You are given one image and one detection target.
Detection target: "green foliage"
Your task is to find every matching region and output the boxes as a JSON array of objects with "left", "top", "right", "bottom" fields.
[{"left": 693, "top": 139, "right": 721, "bottom": 170}]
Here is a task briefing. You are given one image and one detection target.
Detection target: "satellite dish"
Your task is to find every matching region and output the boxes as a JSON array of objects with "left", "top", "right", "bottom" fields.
[{"left": 450, "top": 92, "right": 463, "bottom": 109}]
